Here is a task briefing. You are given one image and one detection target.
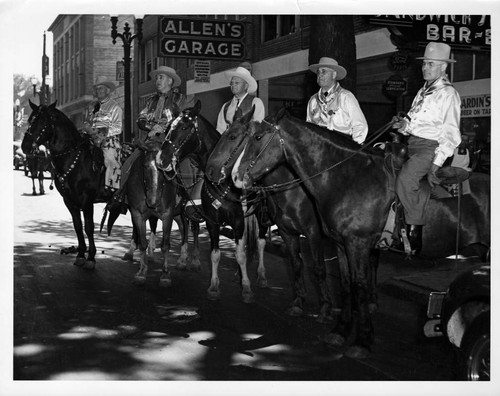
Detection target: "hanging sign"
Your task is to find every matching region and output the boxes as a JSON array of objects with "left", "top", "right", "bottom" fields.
[
  {"left": 194, "top": 60, "right": 211, "bottom": 83},
  {"left": 460, "top": 94, "right": 491, "bottom": 118}
]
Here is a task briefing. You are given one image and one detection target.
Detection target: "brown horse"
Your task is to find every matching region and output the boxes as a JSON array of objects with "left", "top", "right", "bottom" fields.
[
  {"left": 156, "top": 101, "right": 267, "bottom": 303},
  {"left": 234, "top": 111, "right": 490, "bottom": 358},
  {"left": 205, "top": 109, "right": 341, "bottom": 321}
]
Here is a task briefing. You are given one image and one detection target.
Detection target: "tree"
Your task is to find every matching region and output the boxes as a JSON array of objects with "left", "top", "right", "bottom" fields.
[{"left": 307, "top": 16, "right": 357, "bottom": 95}]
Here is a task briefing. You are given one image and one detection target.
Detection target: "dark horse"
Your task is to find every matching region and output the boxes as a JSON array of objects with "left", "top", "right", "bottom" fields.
[
  {"left": 22, "top": 101, "right": 113, "bottom": 269},
  {"left": 25, "top": 146, "right": 53, "bottom": 195},
  {"left": 235, "top": 111, "right": 490, "bottom": 358},
  {"left": 156, "top": 101, "right": 267, "bottom": 303},
  {"left": 205, "top": 109, "right": 341, "bottom": 321},
  {"left": 106, "top": 138, "right": 197, "bottom": 287}
]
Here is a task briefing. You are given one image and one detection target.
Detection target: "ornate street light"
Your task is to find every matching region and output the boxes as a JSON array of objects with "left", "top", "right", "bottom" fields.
[{"left": 110, "top": 14, "right": 143, "bottom": 142}]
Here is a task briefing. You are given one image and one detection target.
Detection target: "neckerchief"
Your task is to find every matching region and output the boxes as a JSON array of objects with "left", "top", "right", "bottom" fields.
[
  {"left": 410, "top": 76, "right": 452, "bottom": 114},
  {"left": 317, "top": 82, "right": 342, "bottom": 105}
]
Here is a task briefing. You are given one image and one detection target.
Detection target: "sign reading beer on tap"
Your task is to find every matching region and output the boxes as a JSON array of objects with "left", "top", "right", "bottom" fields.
[{"left": 159, "top": 17, "right": 246, "bottom": 60}]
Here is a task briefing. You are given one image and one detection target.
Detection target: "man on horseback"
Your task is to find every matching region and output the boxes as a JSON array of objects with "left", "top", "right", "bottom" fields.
[
  {"left": 83, "top": 76, "right": 123, "bottom": 193},
  {"left": 111, "top": 66, "right": 194, "bottom": 210},
  {"left": 216, "top": 66, "right": 265, "bottom": 134},
  {"left": 307, "top": 57, "right": 368, "bottom": 144},
  {"left": 392, "top": 42, "right": 461, "bottom": 254}
]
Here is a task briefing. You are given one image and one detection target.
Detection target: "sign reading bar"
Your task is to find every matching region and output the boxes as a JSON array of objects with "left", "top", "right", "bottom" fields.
[
  {"left": 460, "top": 94, "right": 491, "bottom": 118},
  {"left": 194, "top": 60, "right": 211, "bottom": 83},
  {"left": 159, "top": 17, "right": 245, "bottom": 60},
  {"left": 369, "top": 15, "right": 491, "bottom": 50}
]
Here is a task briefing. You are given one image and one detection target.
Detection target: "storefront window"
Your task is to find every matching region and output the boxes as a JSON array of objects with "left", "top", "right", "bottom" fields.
[
  {"left": 475, "top": 52, "right": 491, "bottom": 80},
  {"left": 452, "top": 51, "right": 473, "bottom": 82},
  {"left": 262, "top": 15, "right": 299, "bottom": 42}
]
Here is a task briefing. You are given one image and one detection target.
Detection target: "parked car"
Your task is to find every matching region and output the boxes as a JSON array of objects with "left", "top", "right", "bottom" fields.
[
  {"left": 13, "top": 141, "right": 27, "bottom": 174},
  {"left": 425, "top": 263, "right": 490, "bottom": 380}
]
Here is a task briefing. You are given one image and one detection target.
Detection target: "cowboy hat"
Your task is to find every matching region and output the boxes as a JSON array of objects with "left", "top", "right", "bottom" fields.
[
  {"left": 150, "top": 65, "right": 182, "bottom": 87},
  {"left": 225, "top": 66, "right": 258, "bottom": 94},
  {"left": 308, "top": 57, "right": 347, "bottom": 80},
  {"left": 416, "top": 42, "right": 456, "bottom": 63},
  {"left": 93, "top": 76, "right": 116, "bottom": 92}
]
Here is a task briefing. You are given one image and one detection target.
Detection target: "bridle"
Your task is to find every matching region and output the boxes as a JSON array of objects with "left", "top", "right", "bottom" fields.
[
  {"left": 241, "top": 119, "right": 396, "bottom": 193},
  {"left": 160, "top": 112, "right": 202, "bottom": 180},
  {"left": 215, "top": 128, "right": 250, "bottom": 185}
]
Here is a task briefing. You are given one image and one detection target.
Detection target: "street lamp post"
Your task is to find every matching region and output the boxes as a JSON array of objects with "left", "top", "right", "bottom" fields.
[
  {"left": 31, "top": 77, "right": 43, "bottom": 105},
  {"left": 110, "top": 15, "right": 143, "bottom": 142}
]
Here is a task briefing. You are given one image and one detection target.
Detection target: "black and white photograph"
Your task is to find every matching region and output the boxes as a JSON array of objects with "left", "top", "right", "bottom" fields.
[{"left": 2, "top": 1, "right": 497, "bottom": 395}]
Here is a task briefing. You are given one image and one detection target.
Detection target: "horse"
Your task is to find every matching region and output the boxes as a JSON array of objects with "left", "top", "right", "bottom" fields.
[
  {"left": 22, "top": 101, "right": 115, "bottom": 269},
  {"left": 234, "top": 111, "right": 490, "bottom": 358},
  {"left": 205, "top": 109, "right": 342, "bottom": 322},
  {"left": 155, "top": 100, "right": 267, "bottom": 303},
  {"left": 25, "top": 146, "right": 53, "bottom": 195},
  {"left": 106, "top": 138, "right": 198, "bottom": 287}
]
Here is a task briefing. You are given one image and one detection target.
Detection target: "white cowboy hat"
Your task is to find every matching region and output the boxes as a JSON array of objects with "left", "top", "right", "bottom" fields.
[
  {"left": 150, "top": 65, "right": 182, "bottom": 87},
  {"left": 225, "top": 66, "right": 258, "bottom": 94},
  {"left": 308, "top": 57, "right": 347, "bottom": 80},
  {"left": 93, "top": 76, "right": 116, "bottom": 92},
  {"left": 416, "top": 42, "right": 456, "bottom": 63}
]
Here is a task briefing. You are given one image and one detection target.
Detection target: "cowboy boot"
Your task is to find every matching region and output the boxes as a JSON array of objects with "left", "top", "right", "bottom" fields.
[{"left": 406, "top": 224, "right": 423, "bottom": 255}]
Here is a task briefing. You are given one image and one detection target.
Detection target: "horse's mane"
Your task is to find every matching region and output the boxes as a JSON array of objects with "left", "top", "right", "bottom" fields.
[{"left": 44, "top": 103, "right": 80, "bottom": 133}]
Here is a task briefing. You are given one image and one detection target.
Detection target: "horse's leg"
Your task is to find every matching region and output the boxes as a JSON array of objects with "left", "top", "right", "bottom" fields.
[
  {"left": 206, "top": 221, "right": 221, "bottom": 300},
  {"left": 159, "top": 210, "right": 175, "bottom": 288},
  {"left": 64, "top": 200, "right": 87, "bottom": 267},
  {"left": 235, "top": 235, "right": 255, "bottom": 304},
  {"left": 324, "top": 243, "right": 353, "bottom": 347},
  {"left": 256, "top": 224, "right": 268, "bottom": 288},
  {"left": 31, "top": 176, "right": 37, "bottom": 195},
  {"left": 130, "top": 211, "right": 148, "bottom": 285},
  {"left": 123, "top": 221, "right": 137, "bottom": 261},
  {"left": 39, "top": 172, "right": 45, "bottom": 195},
  {"left": 176, "top": 215, "right": 189, "bottom": 270},
  {"left": 82, "top": 203, "right": 96, "bottom": 270},
  {"left": 368, "top": 248, "right": 379, "bottom": 313},
  {"left": 188, "top": 220, "right": 201, "bottom": 272},
  {"left": 310, "top": 237, "right": 335, "bottom": 324},
  {"left": 147, "top": 216, "right": 158, "bottom": 257},
  {"left": 279, "top": 231, "right": 307, "bottom": 317},
  {"left": 344, "top": 242, "right": 374, "bottom": 359}
]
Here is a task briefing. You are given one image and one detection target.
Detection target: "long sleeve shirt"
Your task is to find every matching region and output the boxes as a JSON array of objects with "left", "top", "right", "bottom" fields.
[
  {"left": 402, "top": 76, "right": 461, "bottom": 167},
  {"left": 90, "top": 98, "right": 122, "bottom": 137},
  {"left": 306, "top": 83, "right": 368, "bottom": 144},
  {"left": 216, "top": 93, "right": 265, "bottom": 134}
]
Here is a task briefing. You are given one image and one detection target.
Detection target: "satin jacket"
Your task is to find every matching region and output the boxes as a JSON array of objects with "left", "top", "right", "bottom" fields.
[
  {"left": 401, "top": 76, "right": 461, "bottom": 167},
  {"left": 306, "top": 83, "right": 368, "bottom": 144},
  {"left": 89, "top": 98, "right": 122, "bottom": 137}
]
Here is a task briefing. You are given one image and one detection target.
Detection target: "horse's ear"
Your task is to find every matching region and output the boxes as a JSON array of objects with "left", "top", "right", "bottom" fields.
[
  {"left": 49, "top": 102, "right": 57, "bottom": 110},
  {"left": 276, "top": 107, "right": 287, "bottom": 121},
  {"left": 29, "top": 100, "right": 38, "bottom": 111},
  {"left": 193, "top": 100, "right": 201, "bottom": 115}
]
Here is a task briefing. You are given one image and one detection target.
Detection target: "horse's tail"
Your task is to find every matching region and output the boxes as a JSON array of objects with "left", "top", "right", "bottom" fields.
[
  {"left": 101, "top": 201, "right": 123, "bottom": 236},
  {"left": 244, "top": 212, "right": 259, "bottom": 265},
  {"left": 100, "top": 208, "right": 108, "bottom": 234}
]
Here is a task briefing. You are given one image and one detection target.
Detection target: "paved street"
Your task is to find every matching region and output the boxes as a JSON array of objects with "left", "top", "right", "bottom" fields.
[{"left": 9, "top": 168, "right": 474, "bottom": 394}]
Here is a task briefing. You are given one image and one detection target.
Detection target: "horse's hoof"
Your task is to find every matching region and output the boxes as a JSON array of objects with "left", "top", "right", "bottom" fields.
[
  {"left": 122, "top": 253, "right": 134, "bottom": 261},
  {"left": 242, "top": 292, "right": 255, "bottom": 304},
  {"left": 256, "top": 277, "right": 268, "bottom": 288},
  {"left": 188, "top": 262, "right": 202, "bottom": 272},
  {"left": 159, "top": 277, "right": 172, "bottom": 288},
  {"left": 344, "top": 345, "right": 370, "bottom": 359},
  {"left": 286, "top": 306, "right": 304, "bottom": 317},
  {"left": 176, "top": 262, "right": 188, "bottom": 271},
  {"left": 82, "top": 260, "right": 95, "bottom": 270},
  {"left": 207, "top": 289, "right": 220, "bottom": 301},
  {"left": 324, "top": 333, "right": 346, "bottom": 347},
  {"left": 73, "top": 257, "right": 86, "bottom": 267},
  {"left": 133, "top": 276, "right": 146, "bottom": 286}
]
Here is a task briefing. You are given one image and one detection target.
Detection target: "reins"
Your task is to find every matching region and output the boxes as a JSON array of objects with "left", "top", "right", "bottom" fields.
[{"left": 242, "top": 119, "right": 396, "bottom": 194}]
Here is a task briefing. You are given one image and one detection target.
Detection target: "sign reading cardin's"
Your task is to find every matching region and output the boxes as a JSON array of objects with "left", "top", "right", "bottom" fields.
[{"left": 159, "top": 17, "right": 245, "bottom": 60}]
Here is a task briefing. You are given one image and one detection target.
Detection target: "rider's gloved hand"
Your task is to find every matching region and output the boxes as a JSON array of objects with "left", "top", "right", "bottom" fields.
[
  {"left": 391, "top": 115, "right": 409, "bottom": 134},
  {"left": 427, "top": 163, "right": 441, "bottom": 189}
]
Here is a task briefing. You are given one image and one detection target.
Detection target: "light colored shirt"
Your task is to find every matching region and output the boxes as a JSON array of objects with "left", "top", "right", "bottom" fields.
[
  {"left": 306, "top": 84, "right": 368, "bottom": 144},
  {"left": 91, "top": 98, "right": 122, "bottom": 137},
  {"left": 402, "top": 76, "right": 461, "bottom": 167},
  {"left": 216, "top": 93, "right": 265, "bottom": 134}
]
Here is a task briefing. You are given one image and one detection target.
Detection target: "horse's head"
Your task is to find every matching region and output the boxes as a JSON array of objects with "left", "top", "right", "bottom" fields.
[
  {"left": 22, "top": 101, "right": 58, "bottom": 155},
  {"left": 205, "top": 106, "right": 255, "bottom": 185},
  {"left": 234, "top": 118, "right": 285, "bottom": 189}
]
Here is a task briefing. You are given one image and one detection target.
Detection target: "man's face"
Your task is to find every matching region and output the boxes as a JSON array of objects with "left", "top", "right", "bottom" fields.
[
  {"left": 95, "top": 85, "right": 109, "bottom": 101},
  {"left": 316, "top": 67, "right": 336, "bottom": 89},
  {"left": 156, "top": 73, "right": 173, "bottom": 93},
  {"left": 230, "top": 77, "right": 248, "bottom": 97},
  {"left": 422, "top": 60, "right": 447, "bottom": 82}
]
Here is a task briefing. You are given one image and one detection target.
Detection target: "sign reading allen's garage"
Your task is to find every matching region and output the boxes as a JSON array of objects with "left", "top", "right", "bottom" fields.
[
  {"left": 159, "top": 17, "right": 245, "bottom": 60},
  {"left": 370, "top": 15, "right": 491, "bottom": 50}
]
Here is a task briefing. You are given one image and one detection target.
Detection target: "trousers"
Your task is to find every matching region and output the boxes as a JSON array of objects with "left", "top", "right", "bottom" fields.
[
  {"left": 101, "top": 136, "right": 121, "bottom": 190},
  {"left": 395, "top": 136, "right": 438, "bottom": 225}
]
